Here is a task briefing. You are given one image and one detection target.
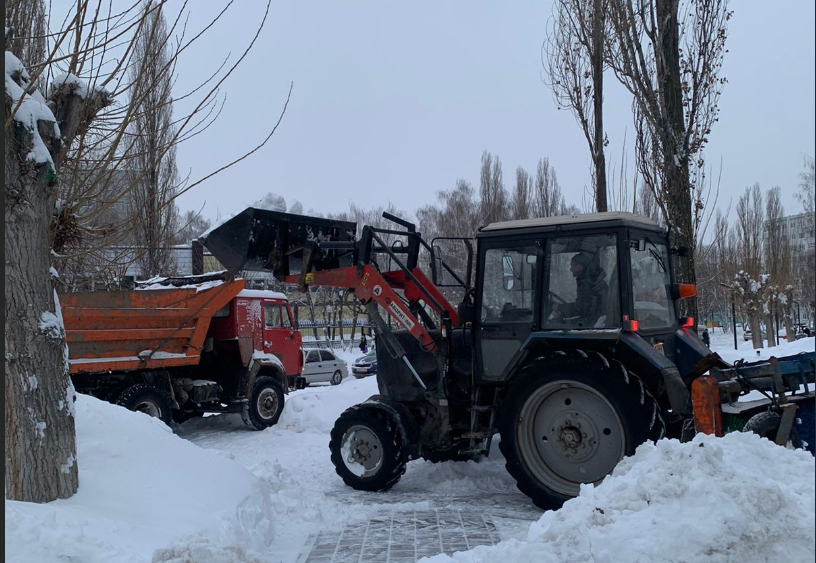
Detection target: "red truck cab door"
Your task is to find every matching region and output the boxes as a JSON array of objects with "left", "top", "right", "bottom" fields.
[{"left": 261, "top": 300, "right": 303, "bottom": 376}]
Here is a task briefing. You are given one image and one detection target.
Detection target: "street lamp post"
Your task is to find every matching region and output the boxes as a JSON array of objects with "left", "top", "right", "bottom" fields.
[
  {"left": 732, "top": 299, "right": 738, "bottom": 350},
  {"left": 720, "top": 282, "right": 739, "bottom": 351}
]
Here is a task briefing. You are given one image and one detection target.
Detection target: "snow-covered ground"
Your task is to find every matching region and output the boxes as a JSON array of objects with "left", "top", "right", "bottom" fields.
[{"left": 5, "top": 338, "right": 815, "bottom": 563}]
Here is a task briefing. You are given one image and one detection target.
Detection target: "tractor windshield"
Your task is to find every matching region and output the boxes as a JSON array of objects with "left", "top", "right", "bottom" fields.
[
  {"left": 630, "top": 238, "right": 675, "bottom": 328},
  {"left": 543, "top": 234, "right": 619, "bottom": 329}
]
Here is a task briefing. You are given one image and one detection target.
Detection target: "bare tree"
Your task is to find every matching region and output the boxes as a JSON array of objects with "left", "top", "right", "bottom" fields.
[
  {"left": 764, "top": 186, "right": 791, "bottom": 345},
  {"left": 797, "top": 156, "right": 815, "bottom": 217},
  {"left": 606, "top": 0, "right": 732, "bottom": 315},
  {"left": 127, "top": 2, "right": 180, "bottom": 277},
  {"left": 4, "top": 0, "right": 47, "bottom": 77},
  {"left": 5, "top": 29, "right": 111, "bottom": 503},
  {"left": 175, "top": 208, "right": 212, "bottom": 244},
  {"left": 797, "top": 157, "right": 816, "bottom": 322},
  {"left": 479, "top": 151, "right": 507, "bottom": 225},
  {"left": 734, "top": 184, "right": 765, "bottom": 348},
  {"left": 510, "top": 166, "right": 532, "bottom": 220},
  {"left": 50, "top": 0, "right": 288, "bottom": 290},
  {"left": 532, "top": 157, "right": 566, "bottom": 217},
  {"left": 6, "top": 0, "right": 283, "bottom": 503},
  {"left": 544, "top": 0, "right": 609, "bottom": 211}
]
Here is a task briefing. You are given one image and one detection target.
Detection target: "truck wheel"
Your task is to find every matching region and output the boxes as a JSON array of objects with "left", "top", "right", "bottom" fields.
[
  {"left": 743, "top": 411, "right": 804, "bottom": 449},
  {"left": 330, "top": 370, "right": 343, "bottom": 386},
  {"left": 499, "top": 351, "right": 665, "bottom": 510},
  {"left": 116, "top": 384, "right": 174, "bottom": 426},
  {"left": 242, "top": 376, "right": 285, "bottom": 430},
  {"left": 329, "top": 406, "right": 407, "bottom": 492}
]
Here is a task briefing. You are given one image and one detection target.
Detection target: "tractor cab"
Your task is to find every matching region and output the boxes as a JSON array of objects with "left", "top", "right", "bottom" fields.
[{"left": 472, "top": 212, "right": 695, "bottom": 384}]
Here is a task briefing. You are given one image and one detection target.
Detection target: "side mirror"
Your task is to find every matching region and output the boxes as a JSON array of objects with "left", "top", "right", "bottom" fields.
[
  {"left": 432, "top": 244, "right": 445, "bottom": 285},
  {"left": 671, "top": 246, "right": 690, "bottom": 257}
]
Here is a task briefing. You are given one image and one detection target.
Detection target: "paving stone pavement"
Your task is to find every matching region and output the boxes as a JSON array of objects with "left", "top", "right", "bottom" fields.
[{"left": 302, "top": 509, "right": 507, "bottom": 563}]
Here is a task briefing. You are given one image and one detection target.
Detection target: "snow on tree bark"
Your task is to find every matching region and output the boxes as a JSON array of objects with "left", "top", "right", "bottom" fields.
[{"left": 5, "top": 41, "right": 110, "bottom": 502}]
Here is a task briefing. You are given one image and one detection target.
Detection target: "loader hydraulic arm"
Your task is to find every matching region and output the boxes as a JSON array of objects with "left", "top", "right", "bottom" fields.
[{"left": 283, "top": 263, "right": 446, "bottom": 355}]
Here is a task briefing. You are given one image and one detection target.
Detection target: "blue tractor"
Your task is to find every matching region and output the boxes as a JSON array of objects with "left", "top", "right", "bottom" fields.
[{"left": 203, "top": 208, "right": 815, "bottom": 509}]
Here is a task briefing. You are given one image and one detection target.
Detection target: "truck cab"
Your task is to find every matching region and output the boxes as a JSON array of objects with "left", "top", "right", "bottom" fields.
[{"left": 209, "top": 289, "right": 304, "bottom": 385}]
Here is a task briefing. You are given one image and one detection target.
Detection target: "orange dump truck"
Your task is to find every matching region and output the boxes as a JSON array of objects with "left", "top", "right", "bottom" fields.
[{"left": 61, "top": 273, "right": 304, "bottom": 428}]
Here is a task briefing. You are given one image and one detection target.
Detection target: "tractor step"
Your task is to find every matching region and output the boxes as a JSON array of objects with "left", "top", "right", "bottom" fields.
[{"left": 467, "top": 405, "right": 492, "bottom": 413}]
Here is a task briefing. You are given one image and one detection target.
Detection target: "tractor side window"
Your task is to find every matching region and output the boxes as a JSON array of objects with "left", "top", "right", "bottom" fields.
[
  {"left": 281, "top": 305, "right": 293, "bottom": 328},
  {"left": 264, "top": 304, "right": 282, "bottom": 328},
  {"left": 480, "top": 246, "right": 538, "bottom": 323},
  {"left": 543, "top": 234, "right": 619, "bottom": 329},
  {"left": 630, "top": 238, "right": 674, "bottom": 328}
]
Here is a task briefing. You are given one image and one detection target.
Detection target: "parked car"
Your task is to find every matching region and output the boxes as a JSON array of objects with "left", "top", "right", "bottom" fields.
[
  {"left": 351, "top": 349, "right": 377, "bottom": 378},
  {"left": 743, "top": 327, "right": 767, "bottom": 342},
  {"left": 301, "top": 348, "right": 348, "bottom": 385}
]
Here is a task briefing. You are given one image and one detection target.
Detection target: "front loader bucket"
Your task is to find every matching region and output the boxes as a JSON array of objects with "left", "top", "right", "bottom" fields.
[{"left": 200, "top": 207, "right": 357, "bottom": 278}]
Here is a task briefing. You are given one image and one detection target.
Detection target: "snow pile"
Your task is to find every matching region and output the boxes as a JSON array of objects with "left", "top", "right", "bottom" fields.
[
  {"left": 277, "top": 374, "right": 378, "bottom": 433},
  {"left": 4, "top": 395, "right": 276, "bottom": 563},
  {"left": 426, "top": 432, "right": 815, "bottom": 563},
  {"left": 251, "top": 192, "right": 304, "bottom": 215},
  {"left": 252, "top": 192, "right": 287, "bottom": 212}
]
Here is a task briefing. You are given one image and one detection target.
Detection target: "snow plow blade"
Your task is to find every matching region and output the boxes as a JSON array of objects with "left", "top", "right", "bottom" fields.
[{"left": 200, "top": 207, "right": 357, "bottom": 277}]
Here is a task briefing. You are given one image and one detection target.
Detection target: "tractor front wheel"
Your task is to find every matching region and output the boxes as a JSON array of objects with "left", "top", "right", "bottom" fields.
[
  {"left": 499, "top": 351, "right": 665, "bottom": 510},
  {"left": 329, "top": 406, "right": 407, "bottom": 492}
]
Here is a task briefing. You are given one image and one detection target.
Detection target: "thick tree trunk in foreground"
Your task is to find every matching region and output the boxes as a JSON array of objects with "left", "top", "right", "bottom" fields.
[{"left": 5, "top": 99, "right": 78, "bottom": 503}]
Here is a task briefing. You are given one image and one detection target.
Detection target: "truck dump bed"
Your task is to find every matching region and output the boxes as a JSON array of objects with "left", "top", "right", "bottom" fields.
[{"left": 61, "top": 278, "right": 244, "bottom": 374}]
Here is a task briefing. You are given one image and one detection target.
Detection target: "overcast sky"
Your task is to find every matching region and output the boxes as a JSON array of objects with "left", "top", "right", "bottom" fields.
[{"left": 171, "top": 1, "right": 815, "bottom": 226}]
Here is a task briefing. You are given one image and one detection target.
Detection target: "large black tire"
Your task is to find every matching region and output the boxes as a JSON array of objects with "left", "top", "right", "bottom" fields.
[
  {"left": 242, "top": 376, "right": 285, "bottom": 430},
  {"left": 330, "top": 370, "right": 343, "bottom": 386},
  {"left": 116, "top": 383, "right": 174, "bottom": 426},
  {"left": 498, "top": 350, "right": 665, "bottom": 510},
  {"left": 329, "top": 406, "right": 407, "bottom": 492},
  {"left": 743, "top": 411, "right": 804, "bottom": 449}
]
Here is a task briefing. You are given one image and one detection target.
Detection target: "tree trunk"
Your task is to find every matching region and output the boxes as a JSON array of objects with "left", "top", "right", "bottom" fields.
[
  {"left": 784, "top": 312, "right": 794, "bottom": 343},
  {"left": 5, "top": 108, "right": 78, "bottom": 503},
  {"left": 765, "top": 313, "right": 776, "bottom": 348},
  {"left": 657, "top": 0, "right": 696, "bottom": 319},
  {"left": 749, "top": 315, "right": 764, "bottom": 350},
  {"left": 591, "top": 0, "right": 607, "bottom": 212}
]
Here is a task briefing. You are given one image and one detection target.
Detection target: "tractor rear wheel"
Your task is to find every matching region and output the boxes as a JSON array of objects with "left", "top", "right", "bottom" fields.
[
  {"left": 329, "top": 406, "right": 407, "bottom": 492},
  {"left": 499, "top": 351, "right": 664, "bottom": 510}
]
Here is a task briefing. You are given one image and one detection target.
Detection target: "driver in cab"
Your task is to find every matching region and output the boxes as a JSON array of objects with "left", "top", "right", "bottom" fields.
[{"left": 551, "top": 250, "right": 608, "bottom": 327}]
